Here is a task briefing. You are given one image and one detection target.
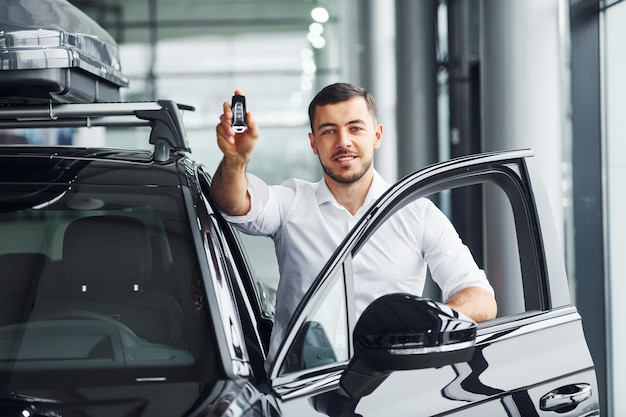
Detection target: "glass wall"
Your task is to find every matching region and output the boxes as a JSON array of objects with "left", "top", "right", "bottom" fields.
[
  {"left": 80, "top": 0, "right": 352, "bottom": 183},
  {"left": 119, "top": 31, "right": 322, "bottom": 183},
  {"left": 603, "top": 1, "right": 626, "bottom": 414}
]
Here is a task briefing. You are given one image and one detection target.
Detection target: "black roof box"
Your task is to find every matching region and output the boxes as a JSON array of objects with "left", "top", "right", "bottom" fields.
[{"left": 0, "top": 0, "right": 129, "bottom": 104}]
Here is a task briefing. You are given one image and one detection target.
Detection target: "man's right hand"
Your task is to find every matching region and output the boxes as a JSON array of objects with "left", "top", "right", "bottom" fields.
[
  {"left": 216, "top": 89, "right": 259, "bottom": 163},
  {"left": 211, "top": 89, "right": 258, "bottom": 216}
]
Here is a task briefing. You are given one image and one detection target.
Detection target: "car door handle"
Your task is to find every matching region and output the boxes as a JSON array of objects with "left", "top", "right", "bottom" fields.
[{"left": 540, "top": 383, "right": 592, "bottom": 412}]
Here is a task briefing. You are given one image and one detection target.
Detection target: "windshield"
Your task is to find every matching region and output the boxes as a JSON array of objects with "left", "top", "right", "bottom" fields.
[{"left": 0, "top": 183, "right": 221, "bottom": 416}]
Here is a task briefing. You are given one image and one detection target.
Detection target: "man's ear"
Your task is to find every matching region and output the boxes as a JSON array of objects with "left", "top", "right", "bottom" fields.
[
  {"left": 308, "top": 132, "right": 319, "bottom": 155},
  {"left": 374, "top": 124, "right": 383, "bottom": 149}
]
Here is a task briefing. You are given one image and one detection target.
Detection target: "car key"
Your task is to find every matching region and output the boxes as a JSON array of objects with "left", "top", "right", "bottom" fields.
[{"left": 231, "top": 95, "right": 247, "bottom": 133}]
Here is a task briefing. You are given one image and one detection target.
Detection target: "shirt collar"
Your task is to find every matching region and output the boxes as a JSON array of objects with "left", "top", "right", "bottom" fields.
[{"left": 315, "top": 170, "right": 391, "bottom": 207}]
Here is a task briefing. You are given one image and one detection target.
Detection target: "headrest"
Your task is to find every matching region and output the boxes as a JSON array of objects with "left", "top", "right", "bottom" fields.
[{"left": 63, "top": 216, "right": 152, "bottom": 288}]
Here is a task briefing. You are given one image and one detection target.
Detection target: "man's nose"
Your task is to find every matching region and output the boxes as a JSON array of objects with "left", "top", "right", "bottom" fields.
[{"left": 336, "top": 129, "right": 352, "bottom": 148}]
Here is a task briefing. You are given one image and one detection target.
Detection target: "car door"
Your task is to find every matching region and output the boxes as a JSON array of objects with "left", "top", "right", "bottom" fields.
[{"left": 267, "top": 149, "right": 600, "bottom": 417}]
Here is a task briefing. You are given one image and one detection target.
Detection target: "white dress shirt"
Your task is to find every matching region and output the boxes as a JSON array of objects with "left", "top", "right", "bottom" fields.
[{"left": 222, "top": 170, "right": 493, "bottom": 364}]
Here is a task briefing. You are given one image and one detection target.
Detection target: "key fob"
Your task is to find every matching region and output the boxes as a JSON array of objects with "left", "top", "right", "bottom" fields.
[{"left": 231, "top": 95, "right": 247, "bottom": 133}]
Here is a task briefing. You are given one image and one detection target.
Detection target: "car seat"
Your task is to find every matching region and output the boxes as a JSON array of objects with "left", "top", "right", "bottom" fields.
[{"left": 34, "top": 215, "right": 187, "bottom": 347}]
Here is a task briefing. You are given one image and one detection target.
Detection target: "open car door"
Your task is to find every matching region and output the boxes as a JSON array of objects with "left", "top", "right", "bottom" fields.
[{"left": 267, "top": 149, "right": 600, "bottom": 417}]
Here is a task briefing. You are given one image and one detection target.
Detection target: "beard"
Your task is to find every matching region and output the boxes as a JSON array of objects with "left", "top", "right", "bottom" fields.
[{"left": 320, "top": 154, "right": 373, "bottom": 184}]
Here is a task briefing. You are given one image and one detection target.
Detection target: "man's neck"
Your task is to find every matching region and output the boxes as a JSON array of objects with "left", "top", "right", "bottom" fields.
[{"left": 324, "top": 170, "right": 375, "bottom": 216}]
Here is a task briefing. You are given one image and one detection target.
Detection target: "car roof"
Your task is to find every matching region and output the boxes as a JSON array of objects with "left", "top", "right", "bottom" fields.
[
  {"left": 0, "top": 146, "right": 187, "bottom": 187},
  {"left": 0, "top": 100, "right": 199, "bottom": 186}
]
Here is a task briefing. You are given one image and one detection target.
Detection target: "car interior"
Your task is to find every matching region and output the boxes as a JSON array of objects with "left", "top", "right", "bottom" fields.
[{"left": 0, "top": 186, "right": 220, "bottom": 385}]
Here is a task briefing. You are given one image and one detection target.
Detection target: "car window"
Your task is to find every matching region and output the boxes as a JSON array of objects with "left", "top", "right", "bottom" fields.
[
  {"left": 482, "top": 183, "right": 525, "bottom": 316},
  {"left": 0, "top": 183, "right": 221, "bottom": 412},
  {"left": 236, "top": 232, "right": 279, "bottom": 318},
  {"left": 279, "top": 266, "right": 351, "bottom": 375},
  {"left": 419, "top": 184, "right": 525, "bottom": 317}
]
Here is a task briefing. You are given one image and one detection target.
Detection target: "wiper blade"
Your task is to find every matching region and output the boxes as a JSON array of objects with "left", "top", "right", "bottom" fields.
[{"left": 0, "top": 393, "right": 149, "bottom": 417}]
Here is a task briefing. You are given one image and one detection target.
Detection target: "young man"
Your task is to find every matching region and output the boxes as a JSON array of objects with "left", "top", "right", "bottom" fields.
[{"left": 211, "top": 83, "right": 497, "bottom": 364}]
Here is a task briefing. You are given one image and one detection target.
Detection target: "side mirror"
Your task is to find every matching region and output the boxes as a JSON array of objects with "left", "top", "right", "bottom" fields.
[{"left": 340, "top": 293, "right": 476, "bottom": 399}]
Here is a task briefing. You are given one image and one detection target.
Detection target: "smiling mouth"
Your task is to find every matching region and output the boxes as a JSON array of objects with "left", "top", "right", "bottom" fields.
[
  {"left": 335, "top": 155, "right": 356, "bottom": 162},
  {"left": 333, "top": 151, "right": 358, "bottom": 162}
]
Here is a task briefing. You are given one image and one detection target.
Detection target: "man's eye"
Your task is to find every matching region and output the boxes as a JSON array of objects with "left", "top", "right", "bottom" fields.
[{"left": 322, "top": 129, "right": 335, "bottom": 135}]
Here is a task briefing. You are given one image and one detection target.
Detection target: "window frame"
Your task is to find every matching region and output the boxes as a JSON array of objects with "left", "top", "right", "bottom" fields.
[{"left": 269, "top": 150, "right": 557, "bottom": 389}]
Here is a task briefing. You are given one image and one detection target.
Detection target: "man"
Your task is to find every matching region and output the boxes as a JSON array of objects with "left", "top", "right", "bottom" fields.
[{"left": 211, "top": 83, "right": 497, "bottom": 364}]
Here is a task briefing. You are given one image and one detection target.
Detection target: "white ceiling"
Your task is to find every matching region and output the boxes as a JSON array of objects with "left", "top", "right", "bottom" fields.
[{"left": 70, "top": 0, "right": 338, "bottom": 42}]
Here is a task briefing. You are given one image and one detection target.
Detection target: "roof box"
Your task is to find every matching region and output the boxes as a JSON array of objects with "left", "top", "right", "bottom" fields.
[{"left": 0, "top": 0, "right": 129, "bottom": 104}]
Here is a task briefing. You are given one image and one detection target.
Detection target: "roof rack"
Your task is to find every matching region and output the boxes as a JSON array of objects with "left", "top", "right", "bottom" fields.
[{"left": 0, "top": 100, "right": 194, "bottom": 162}]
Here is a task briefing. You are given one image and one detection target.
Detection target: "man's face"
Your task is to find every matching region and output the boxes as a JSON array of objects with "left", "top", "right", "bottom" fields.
[{"left": 308, "top": 97, "right": 382, "bottom": 185}]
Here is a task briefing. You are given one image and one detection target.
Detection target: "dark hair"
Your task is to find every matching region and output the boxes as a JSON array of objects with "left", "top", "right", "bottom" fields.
[{"left": 308, "top": 82, "right": 378, "bottom": 132}]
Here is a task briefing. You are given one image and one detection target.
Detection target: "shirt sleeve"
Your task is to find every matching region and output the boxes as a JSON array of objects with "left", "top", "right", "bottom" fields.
[
  {"left": 220, "top": 173, "right": 269, "bottom": 224},
  {"left": 420, "top": 199, "right": 494, "bottom": 302},
  {"left": 219, "top": 173, "right": 291, "bottom": 237}
]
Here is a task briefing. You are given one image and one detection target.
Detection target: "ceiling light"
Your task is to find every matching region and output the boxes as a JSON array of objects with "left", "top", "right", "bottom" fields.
[
  {"left": 307, "top": 33, "right": 326, "bottom": 49},
  {"left": 309, "top": 22, "right": 324, "bottom": 35},
  {"left": 311, "top": 7, "right": 329, "bottom": 23}
]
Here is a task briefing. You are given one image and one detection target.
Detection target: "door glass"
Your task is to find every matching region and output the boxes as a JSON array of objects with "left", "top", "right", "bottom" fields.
[
  {"left": 236, "top": 232, "right": 279, "bottom": 318},
  {"left": 279, "top": 268, "right": 350, "bottom": 375},
  {"left": 351, "top": 182, "right": 524, "bottom": 320}
]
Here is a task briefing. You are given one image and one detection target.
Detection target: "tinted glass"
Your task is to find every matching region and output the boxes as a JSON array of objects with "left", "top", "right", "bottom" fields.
[
  {"left": 280, "top": 267, "right": 350, "bottom": 375},
  {"left": 0, "top": 183, "right": 220, "bottom": 416}
]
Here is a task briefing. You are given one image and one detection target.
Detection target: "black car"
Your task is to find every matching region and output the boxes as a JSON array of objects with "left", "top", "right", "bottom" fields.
[{"left": 0, "top": 99, "right": 600, "bottom": 417}]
